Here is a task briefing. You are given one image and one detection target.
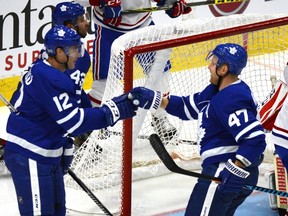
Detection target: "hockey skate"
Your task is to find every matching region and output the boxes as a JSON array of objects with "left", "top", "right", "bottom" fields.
[{"left": 151, "top": 116, "right": 177, "bottom": 145}]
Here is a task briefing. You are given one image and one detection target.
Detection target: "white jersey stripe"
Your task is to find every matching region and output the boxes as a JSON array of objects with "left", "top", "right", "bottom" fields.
[
  {"left": 29, "top": 159, "right": 41, "bottom": 215},
  {"left": 57, "top": 108, "right": 79, "bottom": 124},
  {"left": 67, "top": 108, "right": 85, "bottom": 134},
  {"left": 200, "top": 164, "right": 223, "bottom": 216},
  {"left": 201, "top": 145, "right": 239, "bottom": 162},
  {"left": 6, "top": 133, "right": 63, "bottom": 158},
  {"left": 235, "top": 121, "right": 261, "bottom": 142}
]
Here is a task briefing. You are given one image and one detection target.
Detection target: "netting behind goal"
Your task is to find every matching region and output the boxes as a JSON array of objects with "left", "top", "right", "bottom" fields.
[{"left": 65, "top": 14, "right": 288, "bottom": 215}]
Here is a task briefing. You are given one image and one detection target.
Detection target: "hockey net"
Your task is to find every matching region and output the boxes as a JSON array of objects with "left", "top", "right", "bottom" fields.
[{"left": 64, "top": 14, "right": 288, "bottom": 215}]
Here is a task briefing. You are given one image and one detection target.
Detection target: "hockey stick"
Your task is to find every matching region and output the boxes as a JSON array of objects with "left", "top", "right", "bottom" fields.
[
  {"left": 0, "top": 92, "right": 18, "bottom": 113},
  {"left": 0, "top": 92, "right": 113, "bottom": 215},
  {"left": 67, "top": 169, "right": 112, "bottom": 216},
  {"left": 149, "top": 133, "right": 288, "bottom": 197},
  {"left": 122, "top": 0, "right": 250, "bottom": 14}
]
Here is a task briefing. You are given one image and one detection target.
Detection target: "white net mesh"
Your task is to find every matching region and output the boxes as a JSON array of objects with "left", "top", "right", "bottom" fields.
[{"left": 65, "top": 14, "right": 288, "bottom": 215}]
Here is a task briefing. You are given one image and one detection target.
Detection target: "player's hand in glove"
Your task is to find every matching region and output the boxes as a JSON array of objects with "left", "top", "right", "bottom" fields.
[
  {"left": 100, "top": 0, "right": 122, "bottom": 26},
  {"left": 61, "top": 138, "right": 74, "bottom": 175},
  {"left": 128, "top": 87, "right": 162, "bottom": 111},
  {"left": 101, "top": 92, "right": 138, "bottom": 126},
  {"left": 166, "top": 0, "right": 192, "bottom": 18},
  {"left": 218, "top": 159, "right": 250, "bottom": 193}
]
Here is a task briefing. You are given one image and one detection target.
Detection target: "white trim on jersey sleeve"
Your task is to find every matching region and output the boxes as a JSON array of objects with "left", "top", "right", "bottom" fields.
[
  {"left": 235, "top": 121, "right": 263, "bottom": 142},
  {"left": 67, "top": 109, "right": 85, "bottom": 134}
]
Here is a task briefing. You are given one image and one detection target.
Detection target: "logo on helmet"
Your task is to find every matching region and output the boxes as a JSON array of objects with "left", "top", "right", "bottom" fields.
[
  {"left": 57, "top": 29, "right": 66, "bottom": 37},
  {"left": 229, "top": 47, "right": 238, "bottom": 55},
  {"left": 60, "top": 5, "right": 68, "bottom": 12}
]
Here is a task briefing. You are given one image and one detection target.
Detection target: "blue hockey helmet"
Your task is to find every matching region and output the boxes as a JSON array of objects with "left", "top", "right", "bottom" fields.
[
  {"left": 44, "top": 25, "right": 83, "bottom": 56},
  {"left": 212, "top": 43, "right": 247, "bottom": 75},
  {"left": 52, "top": 2, "right": 85, "bottom": 26}
]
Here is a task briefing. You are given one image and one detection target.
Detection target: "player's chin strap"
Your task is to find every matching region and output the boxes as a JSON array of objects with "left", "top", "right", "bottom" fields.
[{"left": 215, "top": 66, "right": 226, "bottom": 89}]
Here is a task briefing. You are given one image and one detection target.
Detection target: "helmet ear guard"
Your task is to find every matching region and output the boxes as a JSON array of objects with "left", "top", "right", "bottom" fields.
[{"left": 211, "top": 43, "right": 248, "bottom": 75}]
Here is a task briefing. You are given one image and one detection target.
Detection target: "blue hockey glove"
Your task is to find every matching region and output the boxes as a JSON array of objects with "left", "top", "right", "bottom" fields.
[
  {"left": 128, "top": 87, "right": 162, "bottom": 112},
  {"left": 101, "top": 93, "right": 137, "bottom": 126},
  {"left": 61, "top": 138, "right": 74, "bottom": 175},
  {"left": 100, "top": 0, "right": 122, "bottom": 26},
  {"left": 218, "top": 159, "right": 250, "bottom": 193},
  {"left": 166, "top": 0, "right": 192, "bottom": 18}
]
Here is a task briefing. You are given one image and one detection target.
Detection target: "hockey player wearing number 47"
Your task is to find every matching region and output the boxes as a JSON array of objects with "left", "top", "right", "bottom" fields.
[
  {"left": 130, "top": 43, "right": 267, "bottom": 215},
  {"left": 4, "top": 25, "right": 146, "bottom": 216}
]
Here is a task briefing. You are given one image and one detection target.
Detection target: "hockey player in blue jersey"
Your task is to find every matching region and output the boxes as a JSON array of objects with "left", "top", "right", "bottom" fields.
[
  {"left": 53, "top": 1, "right": 93, "bottom": 145},
  {"left": 53, "top": 1, "right": 91, "bottom": 109},
  {"left": 31, "top": 1, "right": 93, "bottom": 145},
  {"left": 131, "top": 43, "right": 267, "bottom": 215},
  {"left": 4, "top": 25, "right": 142, "bottom": 216}
]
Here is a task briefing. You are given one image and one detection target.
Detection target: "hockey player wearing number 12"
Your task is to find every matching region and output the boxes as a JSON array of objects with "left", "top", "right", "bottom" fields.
[
  {"left": 12, "top": 2, "right": 93, "bottom": 146},
  {"left": 130, "top": 43, "right": 267, "bottom": 215},
  {"left": 52, "top": 2, "right": 93, "bottom": 146},
  {"left": 4, "top": 25, "right": 143, "bottom": 216}
]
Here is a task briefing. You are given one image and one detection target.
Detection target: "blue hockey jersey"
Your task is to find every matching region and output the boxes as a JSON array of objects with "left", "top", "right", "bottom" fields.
[
  {"left": 6, "top": 60, "right": 108, "bottom": 164},
  {"left": 65, "top": 49, "right": 91, "bottom": 108},
  {"left": 166, "top": 81, "right": 266, "bottom": 167}
]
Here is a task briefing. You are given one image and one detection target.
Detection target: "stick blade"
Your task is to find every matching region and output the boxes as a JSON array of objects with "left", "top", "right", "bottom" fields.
[{"left": 149, "top": 134, "right": 178, "bottom": 172}]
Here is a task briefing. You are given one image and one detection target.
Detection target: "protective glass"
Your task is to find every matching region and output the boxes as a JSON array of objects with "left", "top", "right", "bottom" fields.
[
  {"left": 205, "top": 50, "right": 218, "bottom": 65},
  {"left": 205, "top": 50, "right": 214, "bottom": 61},
  {"left": 66, "top": 43, "right": 85, "bottom": 58},
  {"left": 75, "top": 12, "right": 90, "bottom": 26},
  {"left": 83, "top": 12, "right": 90, "bottom": 22}
]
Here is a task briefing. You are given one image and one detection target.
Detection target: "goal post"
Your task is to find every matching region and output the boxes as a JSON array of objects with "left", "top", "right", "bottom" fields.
[{"left": 65, "top": 14, "right": 288, "bottom": 215}]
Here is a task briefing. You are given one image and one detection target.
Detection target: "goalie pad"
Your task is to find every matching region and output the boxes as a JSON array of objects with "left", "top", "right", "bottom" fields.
[
  {"left": 274, "top": 155, "right": 288, "bottom": 210},
  {"left": 257, "top": 80, "right": 288, "bottom": 131}
]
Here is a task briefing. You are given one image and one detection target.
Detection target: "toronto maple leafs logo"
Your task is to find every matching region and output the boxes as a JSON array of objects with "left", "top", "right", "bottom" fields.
[
  {"left": 229, "top": 47, "right": 237, "bottom": 55},
  {"left": 58, "top": 29, "right": 65, "bottom": 37},
  {"left": 60, "top": 5, "right": 67, "bottom": 12}
]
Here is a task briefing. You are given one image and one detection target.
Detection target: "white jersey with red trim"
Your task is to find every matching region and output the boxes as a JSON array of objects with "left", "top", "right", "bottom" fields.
[{"left": 78, "top": 0, "right": 154, "bottom": 32}]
